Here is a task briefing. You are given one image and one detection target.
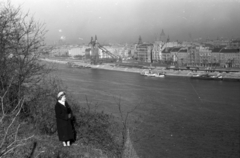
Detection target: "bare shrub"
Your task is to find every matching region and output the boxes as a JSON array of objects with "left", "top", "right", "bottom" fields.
[
  {"left": 70, "top": 96, "right": 122, "bottom": 157},
  {"left": 0, "top": 1, "right": 64, "bottom": 135},
  {"left": 0, "top": 0, "right": 49, "bottom": 114},
  {"left": 0, "top": 84, "right": 34, "bottom": 158},
  {"left": 23, "top": 76, "right": 65, "bottom": 135},
  {"left": 113, "top": 96, "right": 141, "bottom": 158}
]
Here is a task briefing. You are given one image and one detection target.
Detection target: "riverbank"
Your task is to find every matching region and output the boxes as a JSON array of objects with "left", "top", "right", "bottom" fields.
[
  {"left": 40, "top": 57, "right": 139, "bottom": 158},
  {"left": 50, "top": 62, "right": 240, "bottom": 158},
  {"left": 41, "top": 58, "right": 240, "bottom": 80},
  {"left": 90, "top": 63, "right": 240, "bottom": 80}
]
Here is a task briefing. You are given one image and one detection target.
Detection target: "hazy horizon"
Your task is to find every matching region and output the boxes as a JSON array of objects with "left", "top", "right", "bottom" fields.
[{"left": 10, "top": 0, "right": 240, "bottom": 45}]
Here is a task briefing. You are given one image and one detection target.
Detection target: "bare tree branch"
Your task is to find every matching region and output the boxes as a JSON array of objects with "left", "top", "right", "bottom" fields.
[
  {"left": 1, "top": 132, "right": 34, "bottom": 158},
  {"left": 34, "top": 150, "right": 45, "bottom": 158},
  {"left": 0, "top": 98, "right": 24, "bottom": 148},
  {"left": 0, "top": 95, "right": 34, "bottom": 157}
]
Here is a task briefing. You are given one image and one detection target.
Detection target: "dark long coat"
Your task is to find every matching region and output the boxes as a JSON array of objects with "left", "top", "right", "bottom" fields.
[{"left": 55, "top": 101, "right": 74, "bottom": 141}]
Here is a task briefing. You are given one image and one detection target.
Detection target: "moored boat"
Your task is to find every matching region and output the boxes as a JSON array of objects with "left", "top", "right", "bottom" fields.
[
  {"left": 190, "top": 73, "right": 223, "bottom": 80},
  {"left": 140, "top": 70, "right": 165, "bottom": 78},
  {"left": 191, "top": 73, "right": 201, "bottom": 77},
  {"left": 154, "top": 72, "right": 165, "bottom": 78},
  {"left": 140, "top": 70, "right": 148, "bottom": 75},
  {"left": 140, "top": 69, "right": 155, "bottom": 77},
  {"left": 145, "top": 72, "right": 156, "bottom": 77}
]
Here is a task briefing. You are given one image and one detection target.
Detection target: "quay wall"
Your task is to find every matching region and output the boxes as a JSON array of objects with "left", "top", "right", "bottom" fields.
[{"left": 41, "top": 58, "right": 240, "bottom": 80}]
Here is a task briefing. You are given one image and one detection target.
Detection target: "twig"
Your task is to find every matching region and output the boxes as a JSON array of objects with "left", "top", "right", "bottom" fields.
[
  {"left": 0, "top": 99, "right": 24, "bottom": 148},
  {"left": 5, "top": 124, "right": 21, "bottom": 149},
  {"left": 1, "top": 143, "right": 26, "bottom": 157},
  {"left": 85, "top": 95, "right": 91, "bottom": 112},
  {"left": 1, "top": 135, "right": 34, "bottom": 157},
  {"left": 34, "top": 150, "right": 45, "bottom": 158},
  {"left": 0, "top": 77, "right": 17, "bottom": 122}
]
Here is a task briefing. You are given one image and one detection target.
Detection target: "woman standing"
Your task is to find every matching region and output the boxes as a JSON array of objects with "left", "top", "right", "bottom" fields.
[{"left": 55, "top": 91, "right": 75, "bottom": 146}]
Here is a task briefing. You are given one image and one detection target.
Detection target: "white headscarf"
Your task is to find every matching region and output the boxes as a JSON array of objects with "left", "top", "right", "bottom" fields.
[
  {"left": 57, "top": 91, "right": 65, "bottom": 99},
  {"left": 57, "top": 91, "right": 66, "bottom": 106}
]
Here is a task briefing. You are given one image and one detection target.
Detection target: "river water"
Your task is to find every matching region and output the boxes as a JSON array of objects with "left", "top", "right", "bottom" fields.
[{"left": 55, "top": 63, "right": 240, "bottom": 158}]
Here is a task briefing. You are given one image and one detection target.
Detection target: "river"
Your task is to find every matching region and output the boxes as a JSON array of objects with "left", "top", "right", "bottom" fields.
[{"left": 54, "top": 63, "right": 240, "bottom": 158}]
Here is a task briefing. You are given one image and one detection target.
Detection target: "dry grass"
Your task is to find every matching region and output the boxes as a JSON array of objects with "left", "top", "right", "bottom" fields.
[{"left": 5, "top": 126, "right": 109, "bottom": 158}]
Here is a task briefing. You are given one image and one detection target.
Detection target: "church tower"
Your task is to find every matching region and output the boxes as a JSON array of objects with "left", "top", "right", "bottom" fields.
[
  {"left": 138, "top": 36, "right": 143, "bottom": 45},
  {"left": 160, "top": 29, "right": 166, "bottom": 42}
]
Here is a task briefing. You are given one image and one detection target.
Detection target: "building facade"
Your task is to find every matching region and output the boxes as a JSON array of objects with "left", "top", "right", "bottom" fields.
[
  {"left": 136, "top": 44, "right": 153, "bottom": 62},
  {"left": 220, "top": 48, "right": 240, "bottom": 67},
  {"left": 229, "top": 39, "right": 240, "bottom": 48},
  {"left": 176, "top": 48, "right": 188, "bottom": 66},
  {"left": 152, "top": 41, "right": 164, "bottom": 62},
  {"left": 161, "top": 47, "right": 172, "bottom": 63}
]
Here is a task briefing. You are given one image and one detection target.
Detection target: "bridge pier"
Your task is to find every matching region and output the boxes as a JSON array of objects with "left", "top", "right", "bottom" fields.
[{"left": 89, "top": 35, "right": 119, "bottom": 65}]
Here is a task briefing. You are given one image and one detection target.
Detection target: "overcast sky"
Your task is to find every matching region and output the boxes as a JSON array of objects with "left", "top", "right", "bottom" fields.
[{"left": 10, "top": 0, "right": 240, "bottom": 44}]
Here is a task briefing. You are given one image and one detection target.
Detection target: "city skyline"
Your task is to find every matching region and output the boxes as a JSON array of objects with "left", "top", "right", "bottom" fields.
[{"left": 10, "top": 0, "right": 240, "bottom": 44}]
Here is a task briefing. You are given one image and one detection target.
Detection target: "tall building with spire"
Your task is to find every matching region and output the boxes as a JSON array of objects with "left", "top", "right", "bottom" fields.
[
  {"left": 152, "top": 29, "right": 167, "bottom": 62},
  {"left": 95, "top": 35, "right": 98, "bottom": 44},
  {"left": 138, "top": 36, "right": 143, "bottom": 45},
  {"left": 160, "top": 29, "right": 166, "bottom": 42}
]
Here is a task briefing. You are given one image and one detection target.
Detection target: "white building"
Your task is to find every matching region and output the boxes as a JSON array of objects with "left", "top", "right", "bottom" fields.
[{"left": 68, "top": 46, "right": 87, "bottom": 57}]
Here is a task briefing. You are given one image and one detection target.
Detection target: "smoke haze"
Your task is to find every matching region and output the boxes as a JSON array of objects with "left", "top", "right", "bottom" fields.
[{"left": 11, "top": 0, "right": 240, "bottom": 44}]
